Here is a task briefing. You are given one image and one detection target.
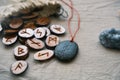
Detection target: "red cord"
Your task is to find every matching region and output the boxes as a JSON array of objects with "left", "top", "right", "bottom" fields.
[
  {"left": 61, "top": 0, "right": 80, "bottom": 42},
  {"left": 68, "top": 0, "right": 73, "bottom": 40}
]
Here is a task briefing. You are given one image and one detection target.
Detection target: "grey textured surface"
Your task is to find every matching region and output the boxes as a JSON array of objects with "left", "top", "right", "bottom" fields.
[
  {"left": 0, "top": 0, "right": 120, "bottom": 80},
  {"left": 99, "top": 28, "right": 120, "bottom": 49}
]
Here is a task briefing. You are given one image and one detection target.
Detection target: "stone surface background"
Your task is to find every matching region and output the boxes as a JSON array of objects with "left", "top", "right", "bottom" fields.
[{"left": 0, "top": 0, "right": 120, "bottom": 80}]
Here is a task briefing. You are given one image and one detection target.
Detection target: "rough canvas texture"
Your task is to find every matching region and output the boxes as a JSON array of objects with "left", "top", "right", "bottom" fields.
[
  {"left": 0, "top": 0, "right": 120, "bottom": 80},
  {"left": 0, "top": 0, "right": 61, "bottom": 20}
]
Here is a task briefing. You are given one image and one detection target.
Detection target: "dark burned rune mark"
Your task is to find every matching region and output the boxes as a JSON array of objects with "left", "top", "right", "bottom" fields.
[
  {"left": 6, "top": 38, "right": 12, "bottom": 42},
  {"left": 18, "top": 47, "right": 24, "bottom": 55},
  {"left": 48, "top": 37, "right": 57, "bottom": 44},
  {"left": 21, "top": 29, "right": 30, "bottom": 35},
  {"left": 15, "top": 62, "right": 23, "bottom": 70},
  {"left": 38, "top": 52, "right": 49, "bottom": 57},
  {"left": 54, "top": 27, "right": 61, "bottom": 32},
  {"left": 36, "top": 29, "right": 42, "bottom": 36},
  {"left": 30, "top": 39, "right": 41, "bottom": 46}
]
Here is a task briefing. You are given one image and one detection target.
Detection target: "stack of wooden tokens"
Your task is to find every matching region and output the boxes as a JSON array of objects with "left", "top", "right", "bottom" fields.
[{"left": 0, "top": 9, "right": 66, "bottom": 75}]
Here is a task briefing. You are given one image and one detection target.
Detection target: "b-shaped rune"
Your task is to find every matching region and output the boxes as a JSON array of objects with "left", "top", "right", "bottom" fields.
[
  {"left": 26, "top": 38, "right": 45, "bottom": 50},
  {"left": 45, "top": 35, "right": 59, "bottom": 48},
  {"left": 34, "top": 28, "right": 45, "bottom": 39},
  {"left": 18, "top": 47, "right": 24, "bottom": 55},
  {"left": 34, "top": 50, "right": 54, "bottom": 61},
  {"left": 14, "top": 45, "right": 29, "bottom": 60},
  {"left": 11, "top": 61, "right": 28, "bottom": 75}
]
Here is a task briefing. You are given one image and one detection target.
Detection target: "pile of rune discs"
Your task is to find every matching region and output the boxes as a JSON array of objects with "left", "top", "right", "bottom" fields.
[{"left": 0, "top": 9, "right": 66, "bottom": 75}]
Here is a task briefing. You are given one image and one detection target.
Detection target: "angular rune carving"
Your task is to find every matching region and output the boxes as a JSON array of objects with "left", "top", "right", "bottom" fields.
[
  {"left": 48, "top": 37, "right": 57, "bottom": 43},
  {"left": 38, "top": 52, "right": 49, "bottom": 57},
  {"left": 18, "top": 47, "right": 24, "bottom": 55},
  {"left": 6, "top": 38, "right": 12, "bottom": 42},
  {"left": 36, "top": 29, "right": 42, "bottom": 36},
  {"left": 30, "top": 39, "right": 41, "bottom": 46},
  {"left": 54, "top": 27, "right": 61, "bottom": 32},
  {"left": 15, "top": 62, "right": 23, "bottom": 70},
  {"left": 21, "top": 29, "right": 30, "bottom": 35}
]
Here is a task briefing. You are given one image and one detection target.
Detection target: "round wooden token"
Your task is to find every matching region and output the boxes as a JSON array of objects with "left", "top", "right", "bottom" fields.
[
  {"left": 19, "top": 9, "right": 31, "bottom": 15},
  {"left": 11, "top": 60, "right": 28, "bottom": 75},
  {"left": 24, "top": 22, "right": 36, "bottom": 29},
  {"left": 36, "top": 17, "right": 50, "bottom": 26},
  {"left": 18, "top": 28, "right": 34, "bottom": 38},
  {"left": 50, "top": 24, "right": 66, "bottom": 35},
  {"left": 45, "top": 35, "right": 59, "bottom": 48},
  {"left": 34, "top": 27, "right": 46, "bottom": 39},
  {"left": 34, "top": 49, "right": 54, "bottom": 61},
  {"left": 10, "top": 12, "right": 20, "bottom": 18},
  {"left": 4, "top": 29, "right": 18, "bottom": 36},
  {"left": 2, "top": 35, "right": 18, "bottom": 45},
  {"left": 43, "top": 27, "right": 51, "bottom": 36},
  {"left": 22, "top": 13, "right": 38, "bottom": 20},
  {"left": 14, "top": 45, "right": 29, "bottom": 60},
  {"left": 26, "top": 38, "right": 45, "bottom": 50},
  {"left": 9, "top": 18, "right": 23, "bottom": 29}
]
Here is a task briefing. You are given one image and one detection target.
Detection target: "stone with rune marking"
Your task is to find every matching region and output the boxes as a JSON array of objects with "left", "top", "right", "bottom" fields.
[
  {"left": 45, "top": 35, "right": 59, "bottom": 49},
  {"left": 2, "top": 35, "right": 18, "bottom": 45},
  {"left": 34, "top": 49, "right": 54, "bottom": 61},
  {"left": 11, "top": 60, "right": 28, "bottom": 75},
  {"left": 18, "top": 28, "right": 34, "bottom": 38},
  {"left": 36, "top": 17, "right": 50, "bottom": 26},
  {"left": 14, "top": 45, "right": 29, "bottom": 60},
  {"left": 50, "top": 24, "right": 66, "bottom": 35},
  {"left": 26, "top": 38, "right": 45, "bottom": 50},
  {"left": 9, "top": 18, "right": 23, "bottom": 29},
  {"left": 34, "top": 27, "right": 46, "bottom": 39}
]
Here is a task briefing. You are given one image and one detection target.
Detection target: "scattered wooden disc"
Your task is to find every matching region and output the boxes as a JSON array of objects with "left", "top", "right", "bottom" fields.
[
  {"left": 11, "top": 60, "right": 28, "bottom": 75},
  {"left": 34, "top": 49, "right": 54, "bottom": 61},
  {"left": 36, "top": 17, "right": 50, "bottom": 26},
  {"left": 19, "top": 9, "right": 31, "bottom": 15},
  {"left": 9, "top": 18, "right": 23, "bottom": 29},
  {"left": 4, "top": 29, "right": 18, "bottom": 36},
  {"left": 18, "top": 28, "right": 34, "bottom": 38},
  {"left": 14, "top": 45, "right": 29, "bottom": 60},
  {"left": 22, "top": 13, "right": 38, "bottom": 20},
  {"left": 50, "top": 24, "right": 66, "bottom": 35},
  {"left": 24, "top": 22, "right": 36, "bottom": 29},
  {"left": 34, "top": 27, "right": 46, "bottom": 39},
  {"left": 45, "top": 35, "right": 59, "bottom": 48},
  {"left": 26, "top": 38, "right": 45, "bottom": 50},
  {"left": 2, "top": 35, "right": 18, "bottom": 45}
]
